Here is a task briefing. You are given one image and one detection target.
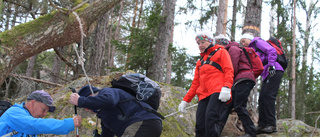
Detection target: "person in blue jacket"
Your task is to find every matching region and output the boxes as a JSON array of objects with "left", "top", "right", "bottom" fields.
[
  {"left": 240, "top": 33, "right": 284, "bottom": 134},
  {"left": 69, "top": 85, "right": 162, "bottom": 137},
  {"left": 0, "top": 90, "right": 82, "bottom": 137}
]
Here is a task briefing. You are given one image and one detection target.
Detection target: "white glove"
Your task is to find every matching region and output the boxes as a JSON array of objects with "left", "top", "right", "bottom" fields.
[
  {"left": 218, "top": 87, "right": 231, "bottom": 102},
  {"left": 178, "top": 101, "right": 188, "bottom": 113}
]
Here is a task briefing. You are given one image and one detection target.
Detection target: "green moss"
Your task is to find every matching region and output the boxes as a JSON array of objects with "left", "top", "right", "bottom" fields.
[
  {"left": 0, "top": 11, "right": 58, "bottom": 47},
  {"left": 161, "top": 116, "right": 189, "bottom": 137}
]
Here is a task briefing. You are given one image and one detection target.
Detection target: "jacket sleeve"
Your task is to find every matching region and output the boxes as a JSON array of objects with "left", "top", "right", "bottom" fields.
[
  {"left": 5, "top": 107, "right": 74, "bottom": 135},
  {"left": 78, "top": 88, "right": 121, "bottom": 110},
  {"left": 255, "top": 39, "right": 277, "bottom": 67},
  {"left": 220, "top": 49, "right": 234, "bottom": 88},
  {"left": 183, "top": 60, "right": 201, "bottom": 103}
]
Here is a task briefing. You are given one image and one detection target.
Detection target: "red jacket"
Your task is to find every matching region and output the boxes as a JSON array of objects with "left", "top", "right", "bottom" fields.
[{"left": 183, "top": 44, "right": 234, "bottom": 102}]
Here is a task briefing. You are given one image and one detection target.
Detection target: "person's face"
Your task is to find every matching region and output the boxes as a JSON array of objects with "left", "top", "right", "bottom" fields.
[
  {"left": 197, "top": 40, "right": 211, "bottom": 53},
  {"left": 240, "top": 38, "right": 251, "bottom": 47},
  {"left": 29, "top": 100, "right": 49, "bottom": 118}
]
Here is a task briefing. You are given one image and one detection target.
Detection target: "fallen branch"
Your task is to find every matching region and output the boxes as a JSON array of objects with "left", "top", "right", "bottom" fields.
[
  {"left": 10, "top": 74, "right": 63, "bottom": 87},
  {"left": 310, "top": 115, "right": 320, "bottom": 137}
]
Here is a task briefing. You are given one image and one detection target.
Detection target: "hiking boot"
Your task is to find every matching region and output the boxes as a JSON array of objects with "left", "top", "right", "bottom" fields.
[{"left": 256, "top": 126, "right": 277, "bottom": 134}]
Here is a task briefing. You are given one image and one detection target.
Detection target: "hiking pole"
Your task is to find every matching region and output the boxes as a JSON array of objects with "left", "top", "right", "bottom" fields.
[
  {"left": 164, "top": 103, "right": 198, "bottom": 118},
  {"left": 69, "top": 87, "right": 79, "bottom": 137}
]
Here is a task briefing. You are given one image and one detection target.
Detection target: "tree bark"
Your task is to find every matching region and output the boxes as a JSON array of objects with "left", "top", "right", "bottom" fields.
[
  {"left": 216, "top": 0, "right": 228, "bottom": 36},
  {"left": 50, "top": 46, "right": 64, "bottom": 83},
  {"left": 165, "top": 25, "right": 174, "bottom": 84},
  {"left": 242, "top": 0, "right": 262, "bottom": 36},
  {"left": 88, "top": 12, "right": 109, "bottom": 76},
  {"left": 231, "top": 0, "right": 237, "bottom": 41},
  {"left": 291, "top": 0, "right": 297, "bottom": 119},
  {"left": 148, "top": 0, "right": 176, "bottom": 82},
  {"left": 0, "top": 0, "right": 122, "bottom": 86}
]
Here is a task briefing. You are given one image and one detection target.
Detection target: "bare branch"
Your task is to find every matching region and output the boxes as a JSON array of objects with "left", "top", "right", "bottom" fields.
[{"left": 10, "top": 74, "right": 63, "bottom": 87}]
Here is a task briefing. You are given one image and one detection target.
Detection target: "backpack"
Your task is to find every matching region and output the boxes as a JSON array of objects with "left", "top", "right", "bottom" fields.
[
  {"left": 0, "top": 100, "right": 12, "bottom": 117},
  {"left": 241, "top": 47, "right": 264, "bottom": 78},
  {"left": 111, "top": 73, "right": 164, "bottom": 119},
  {"left": 266, "top": 37, "right": 288, "bottom": 70}
]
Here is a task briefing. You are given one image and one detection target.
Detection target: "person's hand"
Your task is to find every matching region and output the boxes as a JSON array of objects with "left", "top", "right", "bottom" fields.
[
  {"left": 178, "top": 101, "right": 188, "bottom": 113},
  {"left": 218, "top": 87, "right": 231, "bottom": 102},
  {"left": 73, "top": 115, "right": 82, "bottom": 127},
  {"left": 69, "top": 93, "right": 80, "bottom": 106},
  {"left": 268, "top": 66, "right": 276, "bottom": 77}
]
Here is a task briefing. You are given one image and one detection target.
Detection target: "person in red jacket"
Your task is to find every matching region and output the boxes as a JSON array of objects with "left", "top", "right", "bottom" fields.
[
  {"left": 178, "top": 31, "right": 234, "bottom": 137},
  {"left": 215, "top": 34, "right": 257, "bottom": 137}
]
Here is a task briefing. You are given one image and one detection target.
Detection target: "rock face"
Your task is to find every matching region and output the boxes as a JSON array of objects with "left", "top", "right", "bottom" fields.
[{"left": 12, "top": 71, "right": 320, "bottom": 136}]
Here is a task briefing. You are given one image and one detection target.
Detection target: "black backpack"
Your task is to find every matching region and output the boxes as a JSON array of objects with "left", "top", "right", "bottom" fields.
[
  {"left": 266, "top": 36, "right": 288, "bottom": 70},
  {"left": 111, "top": 73, "right": 164, "bottom": 119},
  {"left": 0, "top": 100, "right": 13, "bottom": 117}
]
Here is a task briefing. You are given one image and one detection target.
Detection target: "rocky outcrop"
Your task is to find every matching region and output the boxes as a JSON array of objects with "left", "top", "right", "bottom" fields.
[{"left": 12, "top": 71, "right": 320, "bottom": 136}]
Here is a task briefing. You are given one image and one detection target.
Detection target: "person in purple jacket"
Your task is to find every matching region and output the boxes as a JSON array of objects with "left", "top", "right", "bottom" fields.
[
  {"left": 216, "top": 34, "right": 256, "bottom": 137},
  {"left": 240, "top": 33, "right": 284, "bottom": 134}
]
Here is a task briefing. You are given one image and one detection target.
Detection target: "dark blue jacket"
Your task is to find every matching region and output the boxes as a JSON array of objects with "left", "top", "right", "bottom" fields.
[{"left": 77, "top": 87, "right": 161, "bottom": 137}]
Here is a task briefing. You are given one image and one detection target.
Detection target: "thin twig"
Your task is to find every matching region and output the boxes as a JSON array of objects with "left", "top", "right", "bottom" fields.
[{"left": 48, "top": 0, "right": 68, "bottom": 14}]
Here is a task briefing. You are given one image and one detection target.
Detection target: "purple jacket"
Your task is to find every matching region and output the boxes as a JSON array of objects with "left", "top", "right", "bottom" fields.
[
  {"left": 249, "top": 37, "right": 284, "bottom": 80},
  {"left": 225, "top": 42, "right": 255, "bottom": 84}
]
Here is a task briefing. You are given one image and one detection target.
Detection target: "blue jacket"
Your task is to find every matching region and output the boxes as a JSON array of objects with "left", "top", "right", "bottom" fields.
[
  {"left": 0, "top": 103, "right": 75, "bottom": 137},
  {"left": 249, "top": 37, "right": 283, "bottom": 80},
  {"left": 77, "top": 87, "right": 161, "bottom": 137}
]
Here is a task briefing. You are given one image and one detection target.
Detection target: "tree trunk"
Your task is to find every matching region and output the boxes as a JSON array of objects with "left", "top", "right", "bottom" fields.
[
  {"left": 26, "top": 56, "right": 37, "bottom": 77},
  {"left": 88, "top": 12, "right": 109, "bottom": 76},
  {"left": 242, "top": 0, "right": 262, "bottom": 36},
  {"left": 109, "top": 0, "right": 124, "bottom": 73},
  {"left": 50, "top": 47, "right": 64, "bottom": 83},
  {"left": 216, "top": 0, "right": 228, "bottom": 36},
  {"left": 165, "top": 25, "right": 174, "bottom": 84},
  {"left": 125, "top": 0, "right": 139, "bottom": 69},
  {"left": 231, "top": 0, "right": 238, "bottom": 41},
  {"left": 291, "top": 0, "right": 297, "bottom": 119},
  {"left": 148, "top": 0, "right": 176, "bottom": 82},
  {"left": 137, "top": 0, "right": 144, "bottom": 28},
  {"left": 0, "top": 0, "right": 122, "bottom": 86},
  {"left": 106, "top": 10, "right": 114, "bottom": 74}
]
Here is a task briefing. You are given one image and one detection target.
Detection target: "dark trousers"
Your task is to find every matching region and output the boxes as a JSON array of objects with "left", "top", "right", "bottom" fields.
[
  {"left": 196, "top": 93, "right": 226, "bottom": 137},
  {"left": 258, "top": 71, "right": 283, "bottom": 128},
  {"left": 220, "top": 80, "right": 256, "bottom": 137},
  {"left": 133, "top": 119, "right": 162, "bottom": 137}
]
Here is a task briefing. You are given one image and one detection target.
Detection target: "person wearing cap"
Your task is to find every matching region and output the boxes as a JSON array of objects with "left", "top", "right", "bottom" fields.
[
  {"left": 240, "top": 33, "right": 283, "bottom": 134},
  {"left": 216, "top": 34, "right": 256, "bottom": 137},
  {"left": 69, "top": 85, "right": 162, "bottom": 137},
  {"left": 177, "top": 31, "right": 234, "bottom": 137},
  {"left": 0, "top": 90, "right": 82, "bottom": 136}
]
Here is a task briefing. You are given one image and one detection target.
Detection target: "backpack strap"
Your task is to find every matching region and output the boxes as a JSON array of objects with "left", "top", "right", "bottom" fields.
[
  {"left": 200, "top": 48, "right": 223, "bottom": 72},
  {"left": 242, "top": 48, "right": 253, "bottom": 68},
  {"left": 252, "top": 40, "right": 263, "bottom": 53}
]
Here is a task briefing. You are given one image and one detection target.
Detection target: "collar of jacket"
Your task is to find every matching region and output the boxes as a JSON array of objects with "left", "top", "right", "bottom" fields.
[
  {"left": 225, "top": 41, "right": 240, "bottom": 50},
  {"left": 200, "top": 44, "right": 224, "bottom": 57}
]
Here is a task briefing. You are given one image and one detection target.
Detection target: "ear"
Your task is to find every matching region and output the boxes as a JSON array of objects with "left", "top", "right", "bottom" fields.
[{"left": 30, "top": 100, "right": 36, "bottom": 106}]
